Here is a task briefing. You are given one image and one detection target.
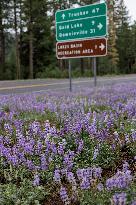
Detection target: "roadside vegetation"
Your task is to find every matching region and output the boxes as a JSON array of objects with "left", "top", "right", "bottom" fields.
[{"left": 0, "top": 83, "right": 136, "bottom": 204}]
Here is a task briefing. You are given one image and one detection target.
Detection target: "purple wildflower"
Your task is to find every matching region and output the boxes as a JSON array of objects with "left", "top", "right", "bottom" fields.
[
  {"left": 123, "top": 161, "right": 129, "bottom": 172},
  {"left": 93, "top": 147, "right": 99, "bottom": 160},
  {"left": 97, "top": 183, "right": 104, "bottom": 191},
  {"left": 58, "top": 144, "right": 64, "bottom": 155},
  {"left": 111, "top": 192, "right": 127, "bottom": 205},
  {"left": 40, "top": 154, "right": 47, "bottom": 171},
  {"left": 54, "top": 169, "right": 61, "bottom": 183},
  {"left": 125, "top": 134, "right": 130, "bottom": 144},
  {"left": 80, "top": 178, "right": 90, "bottom": 190},
  {"left": 106, "top": 168, "right": 133, "bottom": 190},
  {"left": 131, "top": 201, "right": 136, "bottom": 205},
  {"left": 76, "top": 168, "right": 84, "bottom": 181},
  {"left": 60, "top": 186, "right": 70, "bottom": 205},
  {"left": 77, "top": 139, "right": 84, "bottom": 153},
  {"left": 33, "top": 174, "right": 40, "bottom": 186},
  {"left": 93, "top": 167, "right": 102, "bottom": 179}
]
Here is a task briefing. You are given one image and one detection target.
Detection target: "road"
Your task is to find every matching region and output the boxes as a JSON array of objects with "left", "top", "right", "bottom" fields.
[{"left": 0, "top": 75, "right": 136, "bottom": 95}]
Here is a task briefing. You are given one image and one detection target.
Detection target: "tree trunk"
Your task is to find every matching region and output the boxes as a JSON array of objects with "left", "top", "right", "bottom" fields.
[
  {"left": 19, "top": 0, "right": 23, "bottom": 79},
  {"left": 13, "top": 0, "right": 21, "bottom": 79},
  {"left": 29, "top": 30, "right": 33, "bottom": 79},
  {"left": 0, "top": 2, "right": 5, "bottom": 78},
  {"left": 29, "top": 0, "right": 33, "bottom": 79},
  {"left": 88, "top": 58, "right": 93, "bottom": 76},
  {"left": 80, "top": 58, "right": 84, "bottom": 75}
]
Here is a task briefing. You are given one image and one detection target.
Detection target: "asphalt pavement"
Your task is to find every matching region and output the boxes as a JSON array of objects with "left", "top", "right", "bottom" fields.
[{"left": 0, "top": 75, "right": 136, "bottom": 95}]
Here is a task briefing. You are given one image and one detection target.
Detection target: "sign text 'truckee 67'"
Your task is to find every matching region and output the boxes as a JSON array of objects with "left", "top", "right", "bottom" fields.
[{"left": 56, "top": 3, "right": 107, "bottom": 41}]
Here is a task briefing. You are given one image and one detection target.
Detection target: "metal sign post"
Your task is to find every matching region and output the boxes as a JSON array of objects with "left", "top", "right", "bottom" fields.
[
  {"left": 68, "top": 0, "right": 72, "bottom": 92},
  {"left": 68, "top": 59, "right": 72, "bottom": 92},
  {"left": 93, "top": 0, "right": 100, "bottom": 87},
  {"left": 93, "top": 57, "right": 97, "bottom": 87},
  {"left": 55, "top": 1, "right": 107, "bottom": 90}
]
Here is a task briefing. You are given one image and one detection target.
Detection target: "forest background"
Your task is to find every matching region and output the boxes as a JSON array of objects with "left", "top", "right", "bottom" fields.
[{"left": 0, "top": 0, "right": 136, "bottom": 80}]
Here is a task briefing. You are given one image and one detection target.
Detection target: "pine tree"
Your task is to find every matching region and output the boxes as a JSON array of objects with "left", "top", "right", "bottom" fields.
[
  {"left": 13, "top": 0, "right": 21, "bottom": 79},
  {"left": 0, "top": 1, "right": 6, "bottom": 78},
  {"left": 116, "top": 0, "right": 132, "bottom": 73},
  {"left": 131, "top": 22, "right": 136, "bottom": 72},
  {"left": 21, "top": 0, "right": 54, "bottom": 78},
  {"left": 107, "top": 0, "right": 119, "bottom": 73}
]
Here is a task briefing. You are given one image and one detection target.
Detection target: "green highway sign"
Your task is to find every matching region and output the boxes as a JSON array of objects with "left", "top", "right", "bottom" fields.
[
  {"left": 56, "top": 16, "right": 107, "bottom": 41},
  {"left": 56, "top": 3, "right": 107, "bottom": 41},
  {"left": 55, "top": 3, "right": 107, "bottom": 23}
]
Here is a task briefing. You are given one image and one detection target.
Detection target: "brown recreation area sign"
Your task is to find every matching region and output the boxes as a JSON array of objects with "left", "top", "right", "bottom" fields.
[{"left": 56, "top": 38, "right": 107, "bottom": 59}]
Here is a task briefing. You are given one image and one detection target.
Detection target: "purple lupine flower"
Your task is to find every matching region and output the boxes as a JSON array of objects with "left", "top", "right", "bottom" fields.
[
  {"left": 4, "top": 123, "right": 13, "bottom": 135},
  {"left": 111, "top": 192, "right": 127, "bottom": 205},
  {"left": 51, "top": 143, "right": 57, "bottom": 154},
  {"left": 66, "top": 171, "right": 77, "bottom": 187},
  {"left": 30, "top": 121, "right": 41, "bottom": 135},
  {"left": 76, "top": 168, "right": 84, "bottom": 181},
  {"left": 9, "top": 155, "right": 19, "bottom": 166},
  {"left": 33, "top": 174, "right": 40, "bottom": 186},
  {"left": 93, "top": 167, "right": 102, "bottom": 179},
  {"left": 25, "top": 159, "right": 34, "bottom": 170},
  {"left": 93, "top": 147, "right": 99, "bottom": 160},
  {"left": 76, "top": 167, "right": 93, "bottom": 181},
  {"left": 48, "top": 156, "right": 53, "bottom": 163},
  {"left": 106, "top": 168, "right": 133, "bottom": 190},
  {"left": 77, "top": 139, "right": 84, "bottom": 154},
  {"left": 44, "top": 120, "right": 51, "bottom": 134},
  {"left": 17, "top": 152, "right": 26, "bottom": 163},
  {"left": 97, "top": 183, "right": 104, "bottom": 191},
  {"left": 40, "top": 154, "right": 47, "bottom": 171},
  {"left": 125, "top": 134, "right": 130, "bottom": 144},
  {"left": 17, "top": 135, "right": 26, "bottom": 147},
  {"left": 61, "top": 168, "right": 67, "bottom": 176},
  {"left": 24, "top": 142, "right": 34, "bottom": 155},
  {"left": 0, "top": 111, "right": 4, "bottom": 118},
  {"left": 111, "top": 143, "right": 116, "bottom": 150},
  {"left": 80, "top": 178, "right": 90, "bottom": 190},
  {"left": 3, "top": 136, "right": 11, "bottom": 144},
  {"left": 54, "top": 169, "right": 61, "bottom": 183},
  {"left": 123, "top": 161, "right": 129, "bottom": 172},
  {"left": 66, "top": 171, "right": 78, "bottom": 200},
  {"left": 63, "top": 151, "right": 75, "bottom": 170},
  {"left": 58, "top": 144, "right": 64, "bottom": 155},
  {"left": 114, "top": 131, "right": 119, "bottom": 141},
  {"left": 76, "top": 168, "right": 92, "bottom": 190},
  {"left": 60, "top": 186, "right": 70, "bottom": 205},
  {"left": 131, "top": 201, "right": 136, "bottom": 205},
  {"left": 45, "top": 140, "right": 51, "bottom": 155},
  {"left": 83, "top": 168, "right": 92, "bottom": 179},
  {"left": 131, "top": 130, "right": 136, "bottom": 142},
  {"left": 35, "top": 140, "right": 42, "bottom": 155}
]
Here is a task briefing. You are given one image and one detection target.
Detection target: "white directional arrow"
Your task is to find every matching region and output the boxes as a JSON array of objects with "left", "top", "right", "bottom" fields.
[
  {"left": 99, "top": 43, "right": 105, "bottom": 51},
  {"left": 62, "top": 13, "right": 66, "bottom": 20},
  {"left": 97, "top": 23, "right": 103, "bottom": 30}
]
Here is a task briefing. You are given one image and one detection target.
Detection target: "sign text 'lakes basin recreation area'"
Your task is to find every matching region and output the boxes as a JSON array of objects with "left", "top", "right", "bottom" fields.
[
  {"left": 56, "top": 38, "right": 107, "bottom": 59},
  {"left": 56, "top": 2, "right": 107, "bottom": 41}
]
